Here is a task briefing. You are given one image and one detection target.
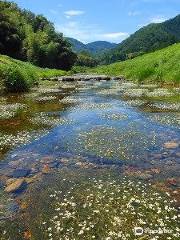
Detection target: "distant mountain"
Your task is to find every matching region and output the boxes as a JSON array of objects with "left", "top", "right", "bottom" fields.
[
  {"left": 101, "top": 14, "right": 180, "bottom": 64},
  {"left": 86, "top": 41, "right": 117, "bottom": 54},
  {"left": 66, "top": 38, "right": 117, "bottom": 55}
]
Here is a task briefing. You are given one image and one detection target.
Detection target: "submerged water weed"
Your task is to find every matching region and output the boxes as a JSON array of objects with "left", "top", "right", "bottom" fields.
[
  {"left": 125, "top": 99, "right": 146, "bottom": 107},
  {"left": 36, "top": 177, "right": 180, "bottom": 240},
  {"left": 72, "top": 126, "right": 158, "bottom": 161},
  {"left": 78, "top": 103, "right": 113, "bottom": 111},
  {"left": 35, "top": 96, "right": 57, "bottom": 102},
  {"left": 148, "top": 113, "right": 180, "bottom": 127},
  {"left": 0, "top": 103, "right": 27, "bottom": 120},
  {"left": 37, "top": 88, "right": 62, "bottom": 94},
  {"left": 146, "top": 88, "right": 175, "bottom": 98},
  {"left": 98, "top": 89, "right": 120, "bottom": 96},
  {"left": 30, "top": 113, "right": 73, "bottom": 127},
  {"left": 0, "top": 97, "right": 7, "bottom": 103},
  {"left": 100, "top": 112, "right": 128, "bottom": 121},
  {"left": 123, "top": 89, "right": 149, "bottom": 98},
  {"left": 0, "top": 130, "right": 49, "bottom": 152},
  {"left": 60, "top": 84, "right": 76, "bottom": 90},
  {"left": 149, "top": 102, "right": 180, "bottom": 111},
  {"left": 59, "top": 96, "right": 82, "bottom": 104},
  {"left": 139, "top": 84, "right": 158, "bottom": 89},
  {"left": 119, "top": 82, "right": 138, "bottom": 89}
]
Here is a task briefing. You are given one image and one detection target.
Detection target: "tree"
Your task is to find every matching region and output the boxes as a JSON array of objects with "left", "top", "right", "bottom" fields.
[
  {"left": 76, "top": 51, "right": 98, "bottom": 67},
  {"left": 0, "top": 13, "right": 22, "bottom": 58},
  {"left": 0, "top": 1, "right": 77, "bottom": 70}
]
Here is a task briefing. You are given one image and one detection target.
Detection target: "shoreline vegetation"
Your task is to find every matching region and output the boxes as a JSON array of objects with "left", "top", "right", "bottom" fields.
[
  {"left": 0, "top": 43, "right": 180, "bottom": 94},
  {"left": 0, "top": 1, "right": 179, "bottom": 94},
  {"left": 87, "top": 43, "right": 180, "bottom": 86},
  {"left": 0, "top": 55, "right": 66, "bottom": 93}
]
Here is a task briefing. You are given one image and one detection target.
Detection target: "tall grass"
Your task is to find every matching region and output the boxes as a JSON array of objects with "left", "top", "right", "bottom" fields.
[
  {"left": 0, "top": 55, "right": 66, "bottom": 93},
  {"left": 91, "top": 43, "right": 180, "bottom": 85}
]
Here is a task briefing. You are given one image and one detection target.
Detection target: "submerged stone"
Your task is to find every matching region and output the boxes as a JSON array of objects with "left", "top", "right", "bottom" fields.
[
  {"left": 5, "top": 179, "right": 27, "bottom": 193},
  {"left": 164, "top": 141, "right": 179, "bottom": 149}
]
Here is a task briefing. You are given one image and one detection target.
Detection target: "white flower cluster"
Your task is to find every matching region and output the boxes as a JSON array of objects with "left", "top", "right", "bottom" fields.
[
  {"left": 147, "top": 89, "right": 174, "bottom": 98},
  {"left": 30, "top": 113, "right": 73, "bottom": 127},
  {"left": 123, "top": 89, "right": 149, "bottom": 98},
  {"left": 38, "top": 88, "right": 62, "bottom": 94},
  {"left": 35, "top": 96, "right": 57, "bottom": 102},
  {"left": 149, "top": 113, "right": 180, "bottom": 126},
  {"left": 59, "top": 96, "right": 81, "bottom": 104},
  {"left": 41, "top": 177, "right": 179, "bottom": 240},
  {"left": 78, "top": 103, "right": 112, "bottom": 111},
  {"left": 0, "top": 103, "right": 27, "bottom": 120},
  {"left": 0, "top": 130, "right": 49, "bottom": 151},
  {"left": 150, "top": 103, "right": 180, "bottom": 111}
]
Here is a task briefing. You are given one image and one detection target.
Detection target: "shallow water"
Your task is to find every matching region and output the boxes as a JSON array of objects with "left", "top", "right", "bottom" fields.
[{"left": 0, "top": 80, "right": 180, "bottom": 239}]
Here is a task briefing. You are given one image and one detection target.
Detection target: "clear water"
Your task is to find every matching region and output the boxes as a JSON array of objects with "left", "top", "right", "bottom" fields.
[{"left": 0, "top": 80, "right": 179, "bottom": 239}]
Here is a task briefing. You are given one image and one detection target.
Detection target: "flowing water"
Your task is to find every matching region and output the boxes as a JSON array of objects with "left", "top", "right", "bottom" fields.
[{"left": 0, "top": 80, "right": 179, "bottom": 239}]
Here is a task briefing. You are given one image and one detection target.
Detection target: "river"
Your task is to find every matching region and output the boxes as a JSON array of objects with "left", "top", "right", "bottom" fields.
[{"left": 0, "top": 79, "right": 179, "bottom": 239}]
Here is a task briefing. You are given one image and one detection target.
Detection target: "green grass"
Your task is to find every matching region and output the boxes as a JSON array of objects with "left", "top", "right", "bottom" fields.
[
  {"left": 90, "top": 43, "right": 180, "bottom": 85},
  {"left": 0, "top": 55, "right": 66, "bottom": 93}
]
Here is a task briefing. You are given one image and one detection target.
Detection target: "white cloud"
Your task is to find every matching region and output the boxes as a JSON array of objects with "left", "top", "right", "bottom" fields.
[
  {"left": 56, "top": 22, "right": 129, "bottom": 43},
  {"left": 100, "top": 32, "right": 129, "bottom": 41},
  {"left": 64, "top": 10, "right": 85, "bottom": 18}
]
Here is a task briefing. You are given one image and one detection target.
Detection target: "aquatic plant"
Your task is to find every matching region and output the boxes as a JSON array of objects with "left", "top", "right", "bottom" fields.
[
  {"left": 146, "top": 89, "right": 174, "bottom": 98},
  {"left": 59, "top": 96, "right": 81, "bottom": 104},
  {"left": 100, "top": 112, "right": 128, "bottom": 121},
  {"left": 35, "top": 96, "right": 57, "bottom": 102},
  {"left": 0, "top": 130, "right": 49, "bottom": 152},
  {"left": 35, "top": 176, "right": 180, "bottom": 240},
  {"left": 78, "top": 103, "right": 113, "bottom": 110},
  {"left": 125, "top": 99, "right": 146, "bottom": 107},
  {"left": 123, "top": 88, "right": 149, "bottom": 98},
  {"left": 149, "top": 102, "right": 180, "bottom": 111},
  {"left": 0, "top": 103, "right": 27, "bottom": 120},
  {"left": 70, "top": 126, "right": 158, "bottom": 161},
  {"left": 30, "top": 113, "right": 73, "bottom": 127}
]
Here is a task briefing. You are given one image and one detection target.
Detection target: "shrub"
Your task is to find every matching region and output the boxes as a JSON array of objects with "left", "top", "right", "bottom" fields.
[{"left": 1, "top": 65, "right": 37, "bottom": 93}]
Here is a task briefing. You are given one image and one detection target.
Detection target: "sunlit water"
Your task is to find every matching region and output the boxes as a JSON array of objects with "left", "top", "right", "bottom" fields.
[{"left": 0, "top": 80, "right": 179, "bottom": 239}]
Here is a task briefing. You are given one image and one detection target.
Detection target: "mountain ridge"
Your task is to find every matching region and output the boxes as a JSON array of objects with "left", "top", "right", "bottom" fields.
[{"left": 66, "top": 38, "right": 117, "bottom": 55}]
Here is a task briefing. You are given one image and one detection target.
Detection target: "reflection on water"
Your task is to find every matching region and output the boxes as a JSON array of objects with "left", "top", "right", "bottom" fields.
[{"left": 0, "top": 80, "right": 179, "bottom": 239}]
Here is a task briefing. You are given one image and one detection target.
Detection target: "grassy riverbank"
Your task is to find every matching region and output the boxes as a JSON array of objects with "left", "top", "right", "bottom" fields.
[
  {"left": 89, "top": 43, "right": 180, "bottom": 85},
  {"left": 0, "top": 55, "right": 66, "bottom": 93}
]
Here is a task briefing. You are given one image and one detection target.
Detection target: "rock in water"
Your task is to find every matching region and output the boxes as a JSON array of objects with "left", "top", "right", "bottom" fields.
[
  {"left": 164, "top": 141, "right": 179, "bottom": 149},
  {"left": 5, "top": 179, "right": 26, "bottom": 193}
]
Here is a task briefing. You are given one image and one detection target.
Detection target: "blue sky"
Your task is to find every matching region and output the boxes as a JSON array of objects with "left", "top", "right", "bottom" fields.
[{"left": 12, "top": 0, "right": 180, "bottom": 43}]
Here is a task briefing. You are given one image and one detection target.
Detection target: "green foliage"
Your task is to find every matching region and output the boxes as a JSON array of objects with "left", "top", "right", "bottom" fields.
[
  {"left": 76, "top": 51, "right": 98, "bottom": 67},
  {"left": 90, "top": 43, "right": 180, "bottom": 84},
  {"left": 101, "top": 15, "right": 180, "bottom": 64},
  {"left": 0, "top": 54, "right": 66, "bottom": 93},
  {"left": 0, "top": 1, "right": 77, "bottom": 70},
  {"left": 0, "top": 64, "right": 35, "bottom": 93}
]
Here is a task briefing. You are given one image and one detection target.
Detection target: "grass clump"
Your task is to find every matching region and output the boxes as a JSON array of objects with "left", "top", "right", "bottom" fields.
[{"left": 0, "top": 54, "right": 66, "bottom": 93}]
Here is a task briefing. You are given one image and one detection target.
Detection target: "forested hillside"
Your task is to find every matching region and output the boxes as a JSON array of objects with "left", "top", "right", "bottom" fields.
[
  {"left": 101, "top": 15, "right": 180, "bottom": 64},
  {"left": 0, "top": 1, "right": 77, "bottom": 70}
]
